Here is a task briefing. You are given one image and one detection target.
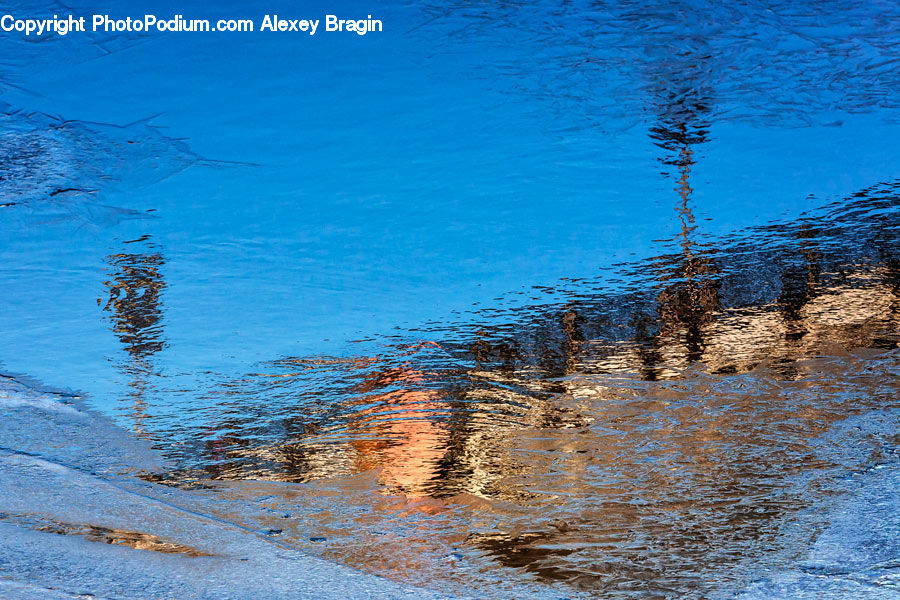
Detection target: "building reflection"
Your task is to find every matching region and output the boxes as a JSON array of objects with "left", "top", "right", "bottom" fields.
[
  {"left": 143, "top": 175, "right": 897, "bottom": 595},
  {"left": 186, "top": 347, "right": 582, "bottom": 500},
  {"left": 120, "top": 2, "right": 900, "bottom": 595},
  {"left": 102, "top": 237, "right": 166, "bottom": 437},
  {"left": 318, "top": 354, "right": 454, "bottom": 501},
  {"left": 133, "top": 60, "right": 899, "bottom": 590},
  {"left": 130, "top": 47, "right": 900, "bottom": 594}
]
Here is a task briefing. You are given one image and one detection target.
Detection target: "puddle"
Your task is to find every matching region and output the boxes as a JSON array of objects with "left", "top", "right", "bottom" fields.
[
  {"left": 129, "top": 184, "right": 897, "bottom": 597},
  {"left": 1, "top": 0, "right": 898, "bottom": 598}
]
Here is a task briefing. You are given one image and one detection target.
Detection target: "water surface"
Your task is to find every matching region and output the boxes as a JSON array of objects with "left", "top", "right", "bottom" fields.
[{"left": 1, "top": 0, "right": 899, "bottom": 598}]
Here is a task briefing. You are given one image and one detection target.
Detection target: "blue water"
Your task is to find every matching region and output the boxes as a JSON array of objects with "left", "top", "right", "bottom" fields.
[
  {"left": 2, "top": 0, "right": 899, "bottom": 598},
  {"left": 2, "top": 0, "right": 897, "bottom": 406}
]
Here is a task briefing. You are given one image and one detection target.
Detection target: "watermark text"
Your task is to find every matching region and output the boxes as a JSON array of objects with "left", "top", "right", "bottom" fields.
[{"left": 0, "top": 14, "right": 383, "bottom": 37}]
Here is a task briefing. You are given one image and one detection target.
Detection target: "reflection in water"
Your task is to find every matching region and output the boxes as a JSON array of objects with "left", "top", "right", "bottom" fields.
[
  {"left": 462, "top": 185, "right": 899, "bottom": 382},
  {"left": 132, "top": 182, "right": 899, "bottom": 597},
  {"left": 102, "top": 238, "right": 166, "bottom": 437},
  {"left": 417, "top": 0, "right": 900, "bottom": 130},
  {"left": 118, "top": 5, "right": 900, "bottom": 592},
  {"left": 20, "top": 2, "right": 894, "bottom": 596},
  {"left": 346, "top": 359, "right": 450, "bottom": 501},
  {"left": 644, "top": 47, "right": 718, "bottom": 378}
]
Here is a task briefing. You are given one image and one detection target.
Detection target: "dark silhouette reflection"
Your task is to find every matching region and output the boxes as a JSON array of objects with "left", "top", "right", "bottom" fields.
[
  {"left": 456, "top": 187, "right": 898, "bottom": 380},
  {"left": 105, "top": 2, "right": 900, "bottom": 595},
  {"left": 139, "top": 181, "right": 898, "bottom": 598},
  {"left": 418, "top": 0, "right": 900, "bottom": 130},
  {"left": 102, "top": 238, "right": 166, "bottom": 436},
  {"left": 127, "top": 47, "right": 898, "bottom": 590},
  {"left": 643, "top": 52, "right": 720, "bottom": 376}
]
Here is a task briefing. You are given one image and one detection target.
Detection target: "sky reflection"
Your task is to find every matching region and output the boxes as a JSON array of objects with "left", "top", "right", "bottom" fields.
[{"left": 0, "top": 0, "right": 899, "bottom": 597}]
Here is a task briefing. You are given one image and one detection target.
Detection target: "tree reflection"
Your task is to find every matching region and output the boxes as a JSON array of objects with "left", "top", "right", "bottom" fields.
[
  {"left": 644, "top": 53, "right": 719, "bottom": 374},
  {"left": 102, "top": 238, "right": 166, "bottom": 437}
]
